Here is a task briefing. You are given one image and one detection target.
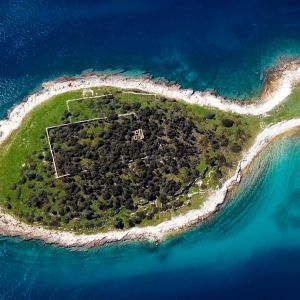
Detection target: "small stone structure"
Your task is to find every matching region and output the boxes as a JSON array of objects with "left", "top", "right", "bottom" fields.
[{"left": 133, "top": 128, "right": 144, "bottom": 140}]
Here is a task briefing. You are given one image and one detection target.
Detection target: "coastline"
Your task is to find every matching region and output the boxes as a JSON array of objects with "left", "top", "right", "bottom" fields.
[{"left": 1, "top": 59, "right": 300, "bottom": 248}]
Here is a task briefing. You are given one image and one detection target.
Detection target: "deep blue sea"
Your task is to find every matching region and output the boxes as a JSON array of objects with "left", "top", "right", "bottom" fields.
[{"left": 2, "top": 0, "right": 300, "bottom": 299}]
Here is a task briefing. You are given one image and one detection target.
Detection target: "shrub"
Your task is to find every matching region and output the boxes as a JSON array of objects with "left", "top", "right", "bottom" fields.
[
  {"left": 26, "top": 215, "right": 34, "bottom": 223},
  {"left": 146, "top": 212, "right": 154, "bottom": 220},
  {"left": 49, "top": 218, "right": 60, "bottom": 227},
  {"left": 37, "top": 153, "right": 44, "bottom": 160},
  {"left": 108, "top": 112, "right": 118, "bottom": 121},
  {"left": 230, "top": 143, "right": 242, "bottom": 153},
  {"left": 128, "top": 218, "right": 136, "bottom": 227},
  {"left": 220, "top": 137, "right": 229, "bottom": 147},
  {"left": 5, "top": 203, "right": 12, "bottom": 209},
  {"left": 129, "top": 215, "right": 141, "bottom": 226},
  {"left": 19, "top": 176, "right": 27, "bottom": 184},
  {"left": 36, "top": 216, "right": 43, "bottom": 222},
  {"left": 36, "top": 174, "right": 44, "bottom": 181},
  {"left": 10, "top": 184, "right": 17, "bottom": 190},
  {"left": 222, "top": 119, "right": 234, "bottom": 127},
  {"left": 27, "top": 172, "right": 37, "bottom": 180},
  {"left": 173, "top": 200, "right": 183, "bottom": 208},
  {"left": 63, "top": 110, "right": 71, "bottom": 119},
  {"left": 114, "top": 218, "right": 124, "bottom": 229},
  {"left": 204, "top": 112, "right": 216, "bottom": 120}
]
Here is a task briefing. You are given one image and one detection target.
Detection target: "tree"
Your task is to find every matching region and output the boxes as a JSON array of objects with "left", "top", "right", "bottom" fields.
[
  {"left": 173, "top": 199, "right": 183, "bottom": 208},
  {"left": 5, "top": 203, "right": 12, "bottom": 209},
  {"left": 63, "top": 110, "right": 71, "bottom": 120},
  {"left": 114, "top": 218, "right": 124, "bottom": 229},
  {"left": 230, "top": 143, "right": 242, "bottom": 153},
  {"left": 204, "top": 112, "right": 215, "bottom": 120},
  {"left": 222, "top": 119, "right": 235, "bottom": 128},
  {"left": 108, "top": 112, "right": 118, "bottom": 122}
]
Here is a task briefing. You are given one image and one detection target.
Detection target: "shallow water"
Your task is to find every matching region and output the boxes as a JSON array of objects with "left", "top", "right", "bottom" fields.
[{"left": 2, "top": 1, "right": 300, "bottom": 298}]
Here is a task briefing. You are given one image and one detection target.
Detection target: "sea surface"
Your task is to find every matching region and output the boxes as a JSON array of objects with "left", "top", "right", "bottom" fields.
[{"left": 2, "top": 0, "right": 300, "bottom": 299}]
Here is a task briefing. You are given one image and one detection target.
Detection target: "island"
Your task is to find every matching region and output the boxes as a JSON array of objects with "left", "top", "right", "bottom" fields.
[{"left": 1, "top": 58, "right": 300, "bottom": 248}]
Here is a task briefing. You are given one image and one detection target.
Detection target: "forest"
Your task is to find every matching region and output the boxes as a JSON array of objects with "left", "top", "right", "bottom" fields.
[{"left": 1, "top": 91, "right": 258, "bottom": 231}]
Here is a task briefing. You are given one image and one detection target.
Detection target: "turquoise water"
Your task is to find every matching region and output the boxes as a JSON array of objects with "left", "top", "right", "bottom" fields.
[{"left": 2, "top": 134, "right": 300, "bottom": 298}]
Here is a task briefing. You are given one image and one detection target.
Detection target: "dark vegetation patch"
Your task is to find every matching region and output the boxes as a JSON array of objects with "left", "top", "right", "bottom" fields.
[
  {"left": 48, "top": 108, "right": 201, "bottom": 213},
  {"left": 222, "top": 118, "right": 235, "bottom": 127},
  {"left": 204, "top": 112, "right": 216, "bottom": 120},
  {"left": 230, "top": 143, "right": 242, "bottom": 153}
]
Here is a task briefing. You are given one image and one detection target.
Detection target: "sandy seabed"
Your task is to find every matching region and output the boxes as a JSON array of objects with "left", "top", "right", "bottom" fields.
[{"left": 1, "top": 59, "right": 300, "bottom": 248}]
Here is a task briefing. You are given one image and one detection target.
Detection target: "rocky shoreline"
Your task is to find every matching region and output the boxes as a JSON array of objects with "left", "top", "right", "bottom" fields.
[{"left": 1, "top": 59, "right": 300, "bottom": 248}]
